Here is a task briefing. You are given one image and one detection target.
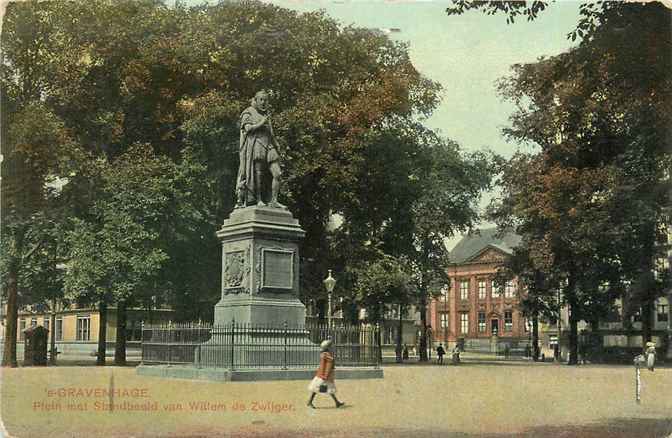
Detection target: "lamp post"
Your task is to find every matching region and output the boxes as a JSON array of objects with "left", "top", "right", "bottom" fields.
[{"left": 323, "top": 270, "right": 336, "bottom": 329}]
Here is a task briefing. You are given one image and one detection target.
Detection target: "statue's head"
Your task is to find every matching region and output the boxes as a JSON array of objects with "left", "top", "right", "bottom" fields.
[{"left": 252, "top": 90, "right": 269, "bottom": 113}]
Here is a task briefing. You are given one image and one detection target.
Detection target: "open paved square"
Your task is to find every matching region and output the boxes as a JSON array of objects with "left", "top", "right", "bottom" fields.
[{"left": 1, "top": 362, "right": 671, "bottom": 437}]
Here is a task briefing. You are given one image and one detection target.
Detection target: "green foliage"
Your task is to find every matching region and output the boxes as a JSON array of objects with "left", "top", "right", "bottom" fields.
[
  {"left": 1, "top": 0, "right": 492, "bottom": 331},
  {"left": 352, "top": 254, "right": 414, "bottom": 323},
  {"left": 63, "top": 145, "right": 184, "bottom": 305},
  {"left": 482, "top": 1, "right": 672, "bottom": 360}
]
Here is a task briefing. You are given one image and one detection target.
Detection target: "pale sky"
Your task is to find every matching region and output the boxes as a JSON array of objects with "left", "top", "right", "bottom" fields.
[{"left": 190, "top": 0, "right": 583, "bottom": 248}]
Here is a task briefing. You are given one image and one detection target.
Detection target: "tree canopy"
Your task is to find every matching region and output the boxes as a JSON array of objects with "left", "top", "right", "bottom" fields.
[{"left": 1, "top": 0, "right": 494, "bottom": 366}]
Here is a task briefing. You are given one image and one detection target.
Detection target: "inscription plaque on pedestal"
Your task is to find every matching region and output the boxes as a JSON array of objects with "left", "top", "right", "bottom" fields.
[{"left": 261, "top": 248, "right": 294, "bottom": 290}]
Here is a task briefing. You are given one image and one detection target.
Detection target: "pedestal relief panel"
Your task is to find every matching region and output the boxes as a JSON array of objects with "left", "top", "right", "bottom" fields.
[{"left": 222, "top": 246, "right": 250, "bottom": 295}]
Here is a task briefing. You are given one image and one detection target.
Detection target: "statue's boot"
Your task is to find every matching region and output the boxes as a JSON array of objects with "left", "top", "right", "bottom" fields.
[
  {"left": 255, "top": 169, "right": 266, "bottom": 207},
  {"left": 269, "top": 178, "right": 285, "bottom": 208}
]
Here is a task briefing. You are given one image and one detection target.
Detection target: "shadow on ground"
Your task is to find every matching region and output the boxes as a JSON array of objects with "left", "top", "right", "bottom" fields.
[{"left": 165, "top": 417, "right": 672, "bottom": 438}]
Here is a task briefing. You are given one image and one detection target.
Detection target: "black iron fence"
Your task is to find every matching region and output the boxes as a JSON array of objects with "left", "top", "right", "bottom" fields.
[{"left": 141, "top": 321, "right": 380, "bottom": 369}]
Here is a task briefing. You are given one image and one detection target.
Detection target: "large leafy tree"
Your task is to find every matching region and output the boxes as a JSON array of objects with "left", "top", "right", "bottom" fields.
[
  {"left": 453, "top": 1, "right": 671, "bottom": 363},
  {"left": 63, "top": 145, "right": 197, "bottom": 365},
  {"left": 2, "top": 0, "right": 492, "bottom": 369}
]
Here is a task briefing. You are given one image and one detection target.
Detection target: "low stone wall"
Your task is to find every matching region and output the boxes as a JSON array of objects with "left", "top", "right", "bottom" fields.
[{"left": 136, "top": 364, "right": 383, "bottom": 382}]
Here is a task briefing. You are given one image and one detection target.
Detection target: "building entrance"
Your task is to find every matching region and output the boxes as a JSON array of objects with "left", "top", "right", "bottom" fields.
[{"left": 491, "top": 319, "right": 499, "bottom": 335}]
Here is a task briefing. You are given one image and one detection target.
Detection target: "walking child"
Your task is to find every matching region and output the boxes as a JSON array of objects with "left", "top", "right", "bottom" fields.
[{"left": 307, "top": 340, "right": 345, "bottom": 408}]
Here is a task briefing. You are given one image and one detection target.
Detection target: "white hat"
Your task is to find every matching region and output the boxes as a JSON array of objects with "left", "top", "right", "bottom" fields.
[
  {"left": 645, "top": 341, "right": 655, "bottom": 348},
  {"left": 320, "top": 339, "right": 333, "bottom": 351}
]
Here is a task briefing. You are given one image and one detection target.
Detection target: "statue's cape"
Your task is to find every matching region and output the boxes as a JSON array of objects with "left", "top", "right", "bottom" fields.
[{"left": 236, "top": 106, "right": 265, "bottom": 200}]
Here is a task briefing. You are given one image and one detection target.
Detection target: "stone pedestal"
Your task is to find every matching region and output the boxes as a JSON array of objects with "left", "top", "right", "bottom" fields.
[
  {"left": 200, "top": 205, "right": 320, "bottom": 368},
  {"left": 213, "top": 206, "right": 306, "bottom": 327}
]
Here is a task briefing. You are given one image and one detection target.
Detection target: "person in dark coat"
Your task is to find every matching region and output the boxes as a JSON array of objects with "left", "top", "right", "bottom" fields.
[
  {"left": 436, "top": 344, "right": 446, "bottom": 364},
  {"left": 307, "top": 340, "right": 345, "bottom": 409}
]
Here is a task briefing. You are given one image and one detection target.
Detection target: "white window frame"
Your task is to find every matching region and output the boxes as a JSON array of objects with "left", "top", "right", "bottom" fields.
[
  {"left": 505, "top": 281, "right": 516, "bottom": 298},
  {"left": 55, "top": 317, "right": 63, "bottom": 341},
  {"left": 76, "top": 315, "right": 91, "bottom": 341},
  {"left": 492, "top": 283, "right": 502, "bottom": 298},
  {"left": 440, "top": 312, "right": 449, "bottom": 329},
  {"left": 19, "top": 319, "right": 26, "bottom": 341},
  {"left": 460, "top": 313, "right": 469, "bottom": 334},
  {"left": 478, "top": 280, "right": 487, "bottom": 300},
  {"left": 504, "top": 311, "right": 513, "bottom": 331},
  {"left": 478, "top": 312, "right": 486, "bottom": 333},
  {"left": 460, "top": 281, "right": 469, "bottom": 301}
]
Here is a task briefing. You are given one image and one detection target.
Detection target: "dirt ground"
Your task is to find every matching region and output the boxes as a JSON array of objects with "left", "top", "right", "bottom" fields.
[{"left": 1, "top": 362, "right": 671, "bottom": 438}]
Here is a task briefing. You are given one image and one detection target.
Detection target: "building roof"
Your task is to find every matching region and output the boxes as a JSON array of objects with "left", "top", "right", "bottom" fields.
[{"left": 448, "top": 228, "right": 521, "bottom": 265}]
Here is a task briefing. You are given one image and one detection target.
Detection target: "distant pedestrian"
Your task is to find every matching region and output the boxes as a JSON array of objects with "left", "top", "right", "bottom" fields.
[
  {"left": 645, "top": 341, "right": 656, "bottom": 372},
  {"left": 504, "top": 345, "right": 510, "bottom": 359},
  {"left": 403, "top": 345, "right": 409, "bottom": 360},
  {"left": 436, "top": 344, "right": 446, "bottom": 364},
  {"left": 451, "top": 346, "right": 461, "bottom": 365},
  {"left": 307, "top": 340, "right": 345, "bottom": 409},
  {"left": 540, "top": 353, "right": 545, "bottom": 362}
]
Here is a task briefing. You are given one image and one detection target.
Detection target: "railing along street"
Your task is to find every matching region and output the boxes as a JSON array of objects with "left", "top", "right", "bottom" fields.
[{"left": 141, "top": 321, "right": 380, "bottom": 370}]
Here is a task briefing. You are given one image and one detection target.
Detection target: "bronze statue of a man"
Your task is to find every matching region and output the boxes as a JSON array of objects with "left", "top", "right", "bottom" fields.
[{"left": 235, "top": 90, "right": 285, "bottom": 209}]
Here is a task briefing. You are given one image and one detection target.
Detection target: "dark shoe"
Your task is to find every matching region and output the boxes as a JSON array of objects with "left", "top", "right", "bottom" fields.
[{"left": 335, "top": 401, "right": 345, "bottom": 408}]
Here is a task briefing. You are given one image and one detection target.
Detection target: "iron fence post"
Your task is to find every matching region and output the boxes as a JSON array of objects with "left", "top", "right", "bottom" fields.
[
  {"left": 140, "top": 321, "right": 144, "bottom": 365},
  {"left": 283, "top": 321, "right": 288, "bottom": 370},
  {"left": 230, "top": 320, "right": 235, "bottom": 370},
  {"left": 196, "top": 322, "right": 202, "bottom": 369},
  {"left": 376, "top": 322, "right": 381, "bottom": 369}
]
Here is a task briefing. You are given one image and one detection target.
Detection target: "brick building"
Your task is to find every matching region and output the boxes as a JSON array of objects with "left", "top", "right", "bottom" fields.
[{"left": 430, "top": 228, "right": 530, "bottom": 351}]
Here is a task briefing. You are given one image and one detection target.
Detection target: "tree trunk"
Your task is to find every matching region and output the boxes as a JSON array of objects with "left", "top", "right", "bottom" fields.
[
  {"left": 114, "top": 300, "right": 127, "bottom": 366},
  {"left": 96, "top": 301, "right": 107, "bottom": 366},
  {"left": 395, "top": 304, "right": 403, "bottom": 363},
  {"left": 641, "top": 300, "right": 653, "bottom": 345},
  {"left": 568, "top": 300, "right": 579, "bottom": 365},
  {"left": 532, "top": 315, "right": 540, "bottom": 361},
  {"left": 2, "top": 264, "right": 19, "bottom": 367},
  {"left": 419, "top": 293, "right": 428, "bottom": 362},
  {"left": 49, "top": 300, "right": 57, "bottom": 365}
]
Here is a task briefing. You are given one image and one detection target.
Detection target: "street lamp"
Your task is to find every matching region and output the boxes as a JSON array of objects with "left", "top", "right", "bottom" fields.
[{"left": 323, "top": 270, "right": 336, "bottom": 329}]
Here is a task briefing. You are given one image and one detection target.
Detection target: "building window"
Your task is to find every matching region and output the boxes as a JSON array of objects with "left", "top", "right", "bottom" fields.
[
  {"left": 492, "top": 283, "right": 501, "bottom": 298},
  {"left": 505, "top": 281, "right": 516, "bottom": 298},
  {"left": 440, "top": 312, "right": 449, "bottom": 329},
  {"left": 19, "top": 319, "right": 26, "bottom": 341},
  {"left": 30, "top": 317, "right": 38, "bottom": 327},
  {"left": 56, "top": 317, "right": 63, "bottom": 341},
  {"left": 654, "top": 257, "right": 670, "bottom": 280},
  {"left": 633, "top": 311, "right": 642, "bottom": 322},
  {"left": 460, "top": 281, "right": 469, "bottom": 300},
  {"left": 478, "top": 280, "right": 486, "bottom": 300},
  {"left": 478, "top": 312, "right": 486, "bottom": 333},
  {"left": 504, "top": 311, "right": 513, "bottom": 331},
  {"left": 76, "top": 315, "right": 91, "bottom": 341},
  {"left": 43, "top": 318, "right": 50, "bottom": 332},
  {"left": 658, "top": 304, "right": 669, "bottom": 323},
  {"left": 460, "top": 313, "right": 469, "bottom": 334}
]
